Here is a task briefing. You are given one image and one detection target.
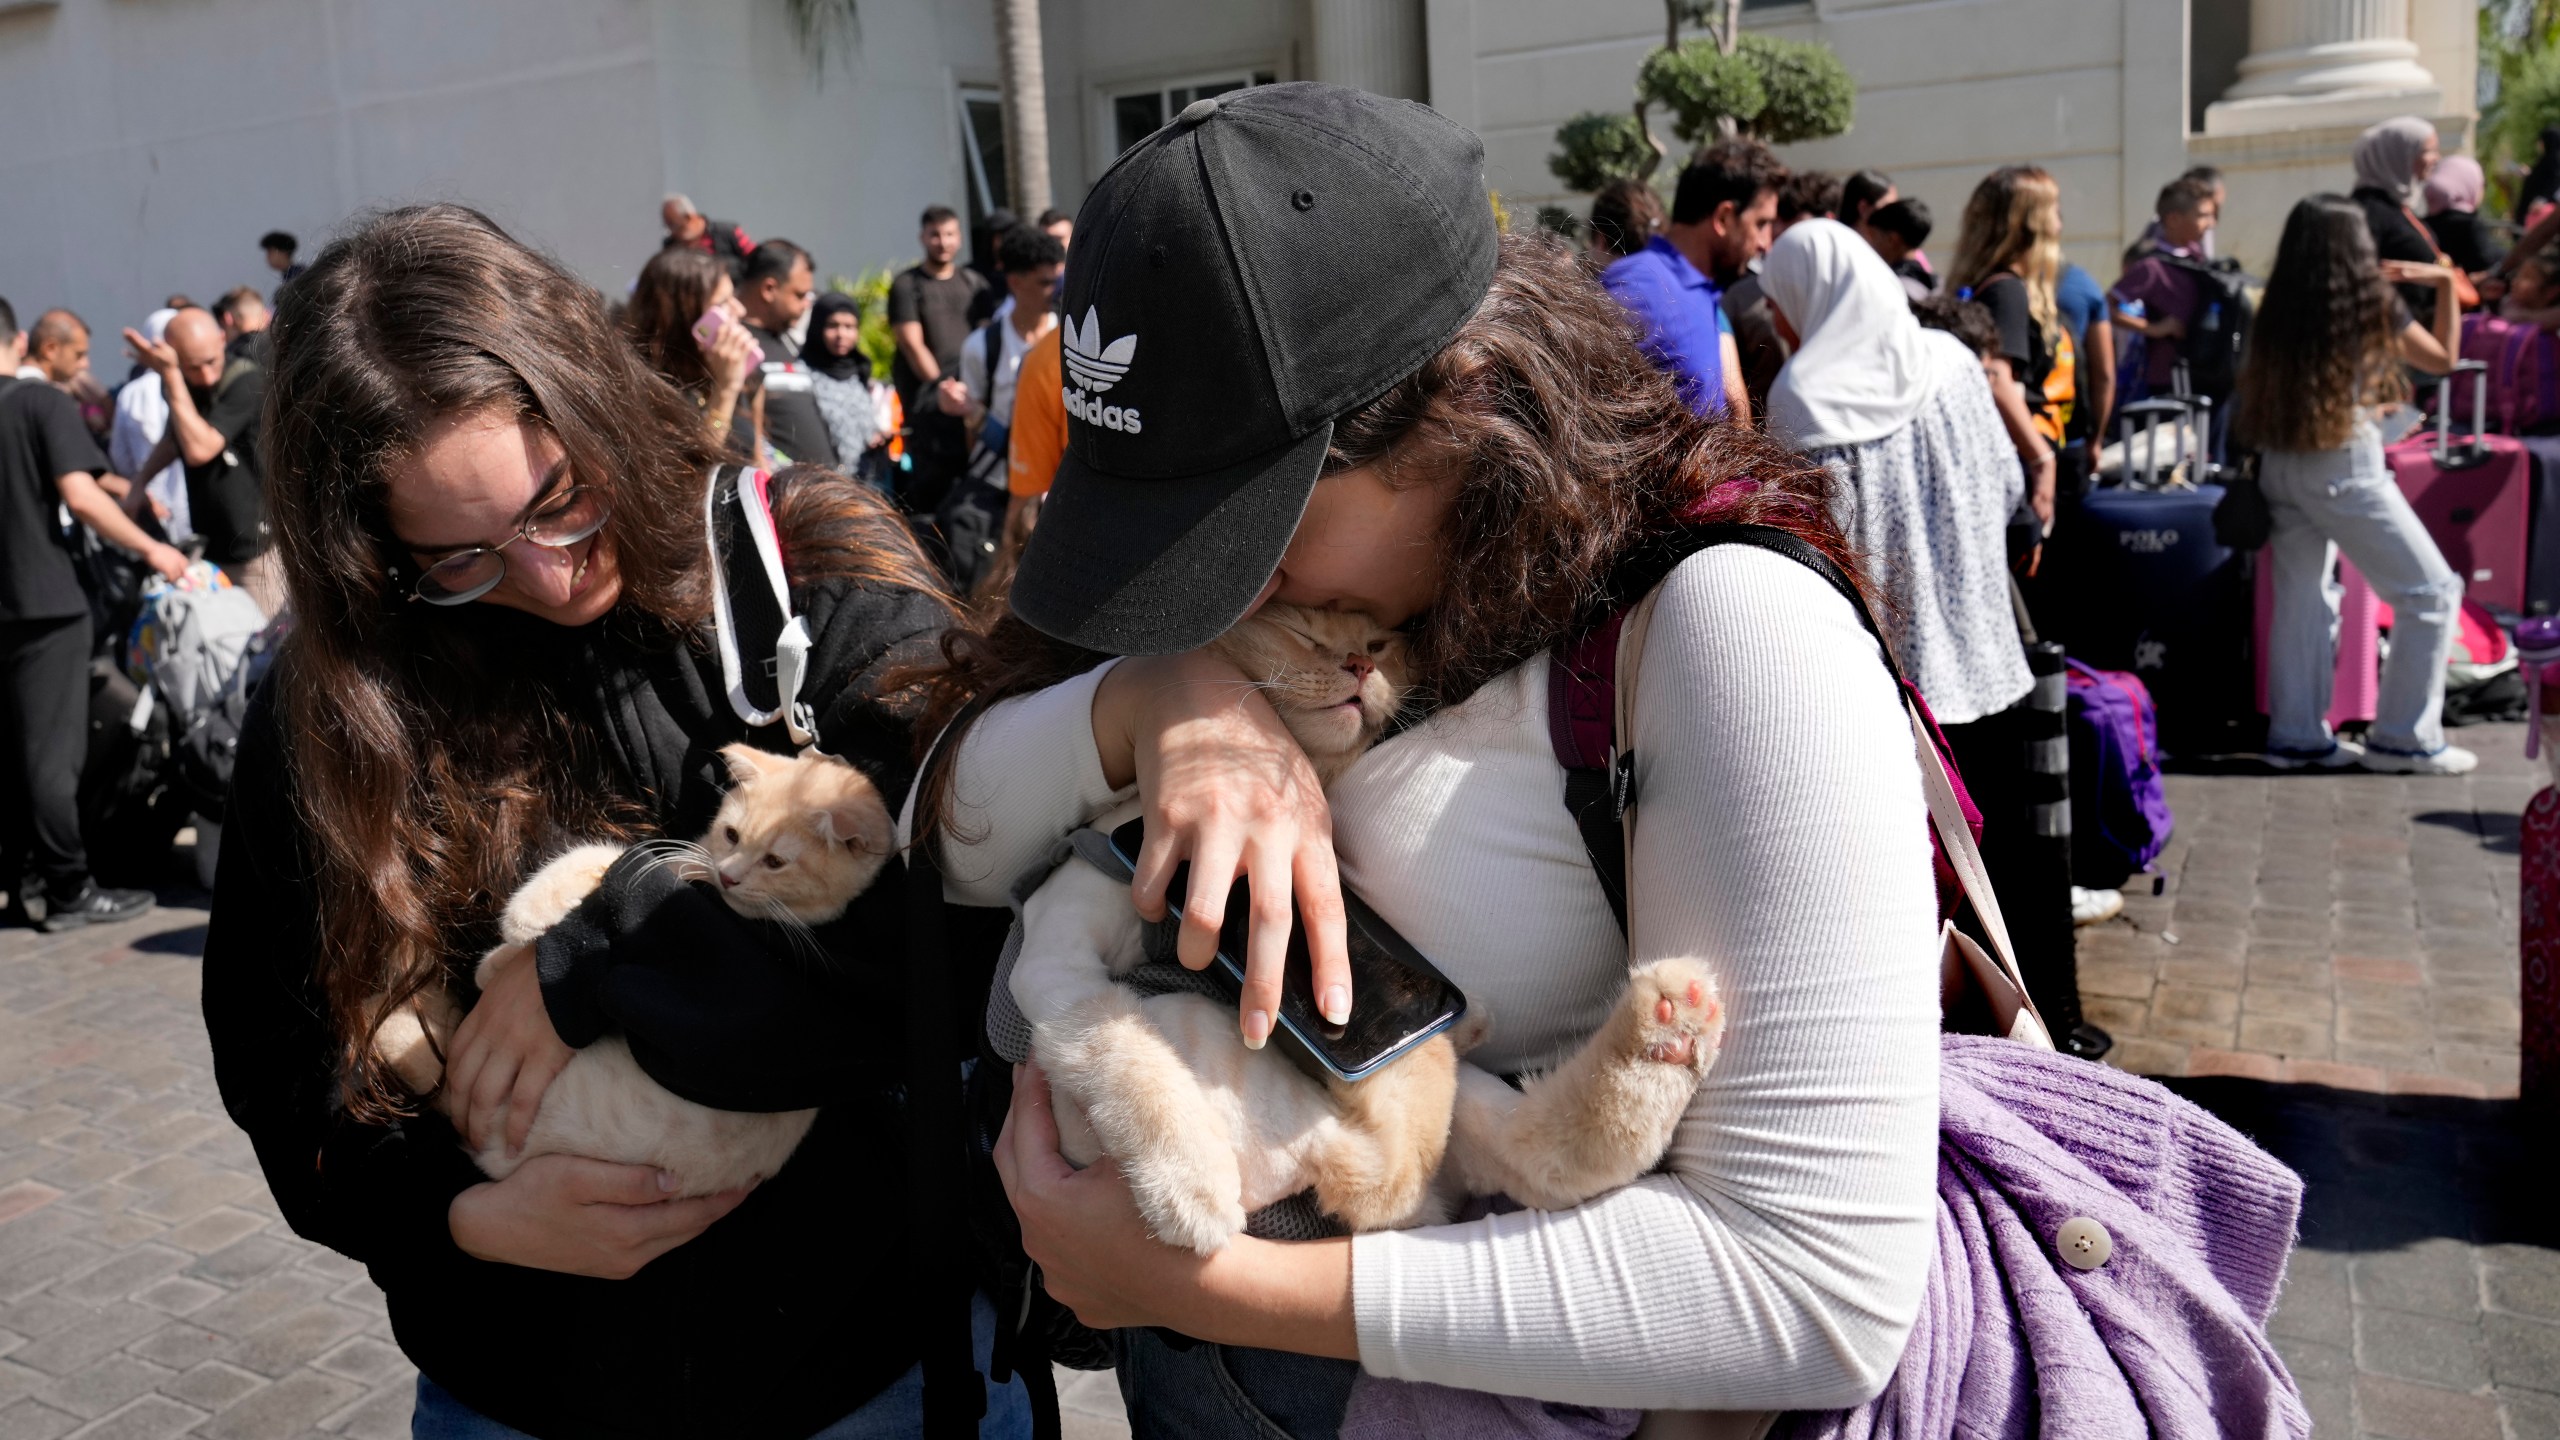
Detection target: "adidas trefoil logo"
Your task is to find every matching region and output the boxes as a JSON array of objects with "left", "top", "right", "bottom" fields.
[
  {"left": 1062, "top": 307, "right": 1136, "bottom": 391},
  {"left": 1061, "top": 306, "right": 1143, "bottom": 433}
]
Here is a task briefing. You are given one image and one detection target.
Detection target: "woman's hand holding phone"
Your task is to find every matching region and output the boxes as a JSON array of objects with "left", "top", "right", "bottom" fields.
[
  {"left": 697, "top": 312, "right": 757, "bottom": 405},
  {"left": 1092, "top": 650, "right": 1353, "bottom": 1048}
]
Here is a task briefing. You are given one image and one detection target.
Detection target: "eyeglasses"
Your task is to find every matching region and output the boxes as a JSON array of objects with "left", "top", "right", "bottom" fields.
[{"left": 403, "top": 485, "right": 612, "bottom": 605}]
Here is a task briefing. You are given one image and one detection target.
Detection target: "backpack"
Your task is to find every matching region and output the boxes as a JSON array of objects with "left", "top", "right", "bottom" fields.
[
  {"left": 2158, "top": 255, "right": 2252, "bottom": 402},
  {"left": 927, "top": 321, "right": 1013, "bottom": 593},
  {"left": 122, "top": 562, "right": 277, "bottom": 817},
  {"left": 2063, "top": 660, "right": 2173, "bottom": 890},
  {"left": 2456, "top": 312, "right": 2560, "bottom": 434}
]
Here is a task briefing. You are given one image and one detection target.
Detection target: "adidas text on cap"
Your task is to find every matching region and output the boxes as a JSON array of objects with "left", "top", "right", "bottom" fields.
[{"left": 1011, "top": 82, "right": 1499, "bottom": 655}]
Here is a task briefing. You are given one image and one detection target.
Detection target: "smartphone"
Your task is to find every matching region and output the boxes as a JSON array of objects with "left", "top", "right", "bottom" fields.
[
  {"left": 690, "top": 307, "right": 727, "bottom": 350},
  {"left": 1101, "top": 818, "right": 1467, "bottom": 1083}
]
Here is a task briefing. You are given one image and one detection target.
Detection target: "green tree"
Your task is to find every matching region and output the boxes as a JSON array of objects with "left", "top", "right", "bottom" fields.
[{"left": 1549, "top": 0, "right": 1854, "bottom": 194}]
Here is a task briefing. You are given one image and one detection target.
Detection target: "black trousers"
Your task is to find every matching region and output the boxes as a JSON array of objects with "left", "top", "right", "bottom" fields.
[
  {"left": 0, "top": 615, "right": 92, "bottom": 900},
  {"left": 1940, "top": 701, "right": 2085, "bottom": 1033}
]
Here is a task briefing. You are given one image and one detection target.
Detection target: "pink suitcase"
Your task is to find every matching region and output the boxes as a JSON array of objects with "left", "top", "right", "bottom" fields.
[{"left": 2387, "top": 363, "right": 2533, "bottom": 616}]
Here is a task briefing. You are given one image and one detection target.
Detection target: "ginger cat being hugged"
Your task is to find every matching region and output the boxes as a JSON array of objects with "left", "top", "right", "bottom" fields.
[
  {"left": 1010, "top": 604, "right": 1724, "bottom": 1253},
  {"left": 374, "top": 745, "right": 896, "bottom": 1197}
]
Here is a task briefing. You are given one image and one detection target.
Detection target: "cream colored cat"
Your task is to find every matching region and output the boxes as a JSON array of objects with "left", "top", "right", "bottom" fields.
[
  {"left": 373, "top": 745, "right": 896, "bottom": 1197},
  {"left": 1011, "top": 604, "right": 1724, "bottom": 1254}
]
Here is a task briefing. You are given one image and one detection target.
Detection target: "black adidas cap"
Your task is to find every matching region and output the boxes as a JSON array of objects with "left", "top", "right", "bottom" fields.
[{"left": 1010, "top": 81, "right": 1499, "bottom": 655}]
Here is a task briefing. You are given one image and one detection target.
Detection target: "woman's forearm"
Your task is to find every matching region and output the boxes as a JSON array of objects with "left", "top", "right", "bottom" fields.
[{"left": 1186, "top": 1237, "right": 1358, "bottom": 1359}]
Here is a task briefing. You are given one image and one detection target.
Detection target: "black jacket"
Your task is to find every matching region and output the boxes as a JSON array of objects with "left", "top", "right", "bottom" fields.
[
  {"left": 2355, "top": 186, "right": 2448, "bottom": 326},
  {"left": 202, "top": 569, "right": 959, "bottom": 1439}
]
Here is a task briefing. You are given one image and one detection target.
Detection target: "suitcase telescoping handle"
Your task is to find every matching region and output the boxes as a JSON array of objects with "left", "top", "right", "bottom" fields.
[
  {"left": 2115, "top": 397, "right": 2200, "bottom": 489},
  {"left": 2435, "top": 359, "right": 2492, "bottom": 470}
]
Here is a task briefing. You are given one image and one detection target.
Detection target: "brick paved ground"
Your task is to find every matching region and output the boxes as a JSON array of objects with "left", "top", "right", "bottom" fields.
[
  {"left": 2090, "top": 718, "right": 2559, "bottom": 1439},
  {"left": 3, "top": 724, "right": 2554, "bottom": 1438}
]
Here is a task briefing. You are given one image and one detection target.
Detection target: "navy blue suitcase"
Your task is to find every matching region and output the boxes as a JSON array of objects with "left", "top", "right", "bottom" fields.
[{"left": 2041, "top": 481, "right": 2259, "bottom": 757}]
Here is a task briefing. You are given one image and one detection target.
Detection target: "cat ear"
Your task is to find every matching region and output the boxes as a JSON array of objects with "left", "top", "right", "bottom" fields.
[
  {"left": 815, "top": 797, "right": 894, "bottom": 855},
  {"left": 719, "top": 744, "right": 772, "bottom": 788}
]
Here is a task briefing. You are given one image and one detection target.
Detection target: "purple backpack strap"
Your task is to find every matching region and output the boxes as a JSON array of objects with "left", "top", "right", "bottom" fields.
[{"left": 1548, "top": 524, "right": 1984, "bottom": 932}]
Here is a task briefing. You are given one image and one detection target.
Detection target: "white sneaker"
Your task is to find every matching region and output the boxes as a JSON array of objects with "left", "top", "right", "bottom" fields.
[
  {"left": 2359, "top": 743, "right": 2479, "bottom": 775},
  {"left": 2071, "top": 886, "right": 2125, "bottom": 927},
  {"left": 2264, "top": 739, "right": 2366, "bottom": 771}
]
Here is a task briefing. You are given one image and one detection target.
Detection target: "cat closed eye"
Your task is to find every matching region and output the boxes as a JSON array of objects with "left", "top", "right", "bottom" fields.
[
  {"left": 760, "top": 855, "right": 785, "bottom": 870},
  {"left": 724, "top": 825, "right": 740, "bottom": 844}
]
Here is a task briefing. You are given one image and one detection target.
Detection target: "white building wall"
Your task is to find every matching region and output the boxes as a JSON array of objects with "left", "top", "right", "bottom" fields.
[{"left": 0, "top": 0, "right": 1001, "bottom": 344}]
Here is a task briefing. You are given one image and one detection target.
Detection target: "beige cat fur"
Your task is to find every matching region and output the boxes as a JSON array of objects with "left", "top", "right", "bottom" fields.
[
  {"left": 373, "top": 745, "right": 896, "bottom": 1197},
  {"left": 1011, "top": 605, "right": 1724, "bottom": 1254}
]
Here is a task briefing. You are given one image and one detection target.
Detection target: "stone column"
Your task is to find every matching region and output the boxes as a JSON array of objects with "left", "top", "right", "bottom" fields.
[
  {"left": 2205, "top": 0, "right": 2443, "bottom": 135},
  {"left": 1310, "top": 0, "right": 1428, "bottom": 103}
]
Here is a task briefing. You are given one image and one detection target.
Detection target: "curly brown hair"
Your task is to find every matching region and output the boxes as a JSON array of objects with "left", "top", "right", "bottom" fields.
[
  {"left": 2236, "top": 194, "right": 2407, "bottom": 453},
  {"left": 911, "top": 231, "right": 1852, "bottom": 831}
]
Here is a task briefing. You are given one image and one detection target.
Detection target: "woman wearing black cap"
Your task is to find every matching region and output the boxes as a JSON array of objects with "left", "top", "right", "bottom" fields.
[{"left": 919, "top": 84, "right": 1939, "bottom": 1434}]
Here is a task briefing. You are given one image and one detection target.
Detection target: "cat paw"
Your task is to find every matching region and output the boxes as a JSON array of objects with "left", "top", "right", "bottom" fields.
[
  {"left": 1625, "top": 958, "right": 1721, "bottom": 1072},
  {"left": 1125, "top": 1153, "right": 1249, "bottom": 1255}
]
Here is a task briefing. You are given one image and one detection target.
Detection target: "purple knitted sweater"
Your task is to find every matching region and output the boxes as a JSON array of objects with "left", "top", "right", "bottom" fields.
[{"left": 1342, "top": 1036, "right": 2310, "bottom": 1440}]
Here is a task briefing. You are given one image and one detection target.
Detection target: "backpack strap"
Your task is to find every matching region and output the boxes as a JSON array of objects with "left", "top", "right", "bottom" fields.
[
  {"left": 703, "top": 464, "right": 818, "bottom": 750},
  {"left": 1555, "top": 524, "right": 2047, "bottom": 1046}
]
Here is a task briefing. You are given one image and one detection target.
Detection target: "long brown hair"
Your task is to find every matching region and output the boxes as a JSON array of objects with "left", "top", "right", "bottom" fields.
[
  {"left": 264, "top": 204, "right": 946, "bottom": 1120},
  {"left": 625, "top": 246, "right": 726, "bottom": 393},
  {"left": 2235, "top": 194, "right": 2406, "bottom": 453},
  {"left": 1947, "top": 166, "right": 2063, "bottom": 341},
  {"left": 915, "top": 231, "right": 1849, "bottom": 828}
]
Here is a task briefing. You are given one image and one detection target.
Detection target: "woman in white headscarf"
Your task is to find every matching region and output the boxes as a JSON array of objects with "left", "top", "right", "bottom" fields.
[
  {"left": 2352, "top": 116, "right": 2457, "bottom": 323},
  {"left": 107, "top": 306, "right": 191, "bottom": 544},
  {"left": 1763, "top": 219, "right": 2029, "bottom": 725},
  {"left": 1762, "top": 219, "right": 2111, "bottom": 1051}
]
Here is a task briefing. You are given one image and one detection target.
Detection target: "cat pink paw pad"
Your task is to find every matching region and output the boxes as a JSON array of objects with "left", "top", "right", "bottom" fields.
[{"left": 1633, "top": 963, "right": 1720, "bottom": 1069}]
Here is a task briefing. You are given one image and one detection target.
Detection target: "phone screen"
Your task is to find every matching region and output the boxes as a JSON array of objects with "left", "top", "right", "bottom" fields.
[{"left": 1105, "top": 819, "right": 1466, "bottom": 1081}]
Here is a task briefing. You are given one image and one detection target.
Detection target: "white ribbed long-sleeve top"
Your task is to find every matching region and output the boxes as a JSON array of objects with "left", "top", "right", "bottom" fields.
[{"left": 925, "top": 547, "right": 1942, "bottom": 1412}]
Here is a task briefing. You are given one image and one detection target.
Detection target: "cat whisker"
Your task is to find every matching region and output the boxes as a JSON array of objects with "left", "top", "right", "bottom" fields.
[
  {"left": 625, "top": 839, "right": 716, "bottom": 888},
  {"left": 732, "top": 893, "right": 833, "bottom": 970}
]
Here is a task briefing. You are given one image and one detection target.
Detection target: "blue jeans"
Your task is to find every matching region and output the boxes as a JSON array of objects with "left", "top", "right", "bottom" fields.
[
  {"left": 1112, "top": 1328, "right": 1359, "bottom": 1440},
  {"left": 411, "top": 1292, "right": 1032, "bottom": 1439},
  {"left": 2260, "top": 422, "right": 2463, "bottom": 756}
]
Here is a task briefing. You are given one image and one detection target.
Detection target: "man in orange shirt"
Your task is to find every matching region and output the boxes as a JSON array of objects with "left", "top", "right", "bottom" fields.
[{"left": 1004, "top": 325, "right": 1066, "bottom": 542}]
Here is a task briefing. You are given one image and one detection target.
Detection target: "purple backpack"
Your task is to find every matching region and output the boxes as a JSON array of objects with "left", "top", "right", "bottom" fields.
[{"left": 2065, "top": 659, "right": 2173, "bottom": 889}]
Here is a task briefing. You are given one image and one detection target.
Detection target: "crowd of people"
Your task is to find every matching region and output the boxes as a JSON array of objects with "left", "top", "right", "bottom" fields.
[{"left": 0, "top": 81, "right": 2502, "bottom": 1440}]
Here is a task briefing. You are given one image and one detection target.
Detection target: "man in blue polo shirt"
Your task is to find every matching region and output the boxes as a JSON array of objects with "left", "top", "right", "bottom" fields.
[{"left": 1601, "top": 139, "right": 1786, "bottom": 420}]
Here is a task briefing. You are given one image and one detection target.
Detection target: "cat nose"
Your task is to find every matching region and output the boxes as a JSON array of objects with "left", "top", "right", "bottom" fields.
[
  {"left": 718, "top": 872, "right": 739, "bottom": 889},
  {"left": 1343, "top": 654, "right": 1374, "bottom": 682}
]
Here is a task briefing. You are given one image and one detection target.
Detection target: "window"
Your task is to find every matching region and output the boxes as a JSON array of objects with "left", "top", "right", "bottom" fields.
[
  {"left": 1111, "top": 71, "right": 1277, "bottom": 155},
  {"left": 958, "top": 86, "right": 1011, "bottom": 229}
]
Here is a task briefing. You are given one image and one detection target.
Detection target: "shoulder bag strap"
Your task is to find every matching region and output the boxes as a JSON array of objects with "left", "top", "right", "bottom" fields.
[
  {"left": 703, "top": 463, "right": 818, "bottom": 749},
  {"left": 1588, "top": 528, "right": 2049, "bottom": 1045}
]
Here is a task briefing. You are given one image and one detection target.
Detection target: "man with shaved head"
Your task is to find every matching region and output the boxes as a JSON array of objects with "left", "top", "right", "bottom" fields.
[
  {"left": 19, "top": 310, "right": 86, "bottom": 385},
  {"left": 125, "top": 307, "right": 277, "bottom": 610},
  {"left": 0, "top": 294, "right": 183, "bottom": 931},
  {"left": 658, "top": 192, "right": 756, "bottom": 282}
]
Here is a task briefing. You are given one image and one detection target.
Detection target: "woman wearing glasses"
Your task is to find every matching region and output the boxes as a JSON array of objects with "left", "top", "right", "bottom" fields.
[{"left": 198, "top": 205, "right": 1029, "bottom": 1438}]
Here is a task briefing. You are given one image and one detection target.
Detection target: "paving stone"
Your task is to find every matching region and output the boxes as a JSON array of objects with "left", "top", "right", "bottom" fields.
[
  {"left": 317, "top": 1379, "right": 414, "bottom": 1440},
  {"left": 159, "top": 1210, "right": 262, "bottom": 1257},
  {"left": 156, "top": 1362, "right": 263, "bottom": 1413},
  {"left": 222, "top": 1304, "right": 367, "bottom": 1378},
  {"left": 117, "top": 1327, "right": 219, "bottom": 1374},
  {"left": 0, "top": 1403, "right": 80, "bottom": 1440},
  {"left": 2484, "top": 1244, "right": 2560, "bottom": 1322},
  {"left": 51, "top": 1248, "right": 189, "bottom": 1308},
  {"left": 185, "top": 1272, "right": 332, "bottom": 1339},
  {"left": 310, "top": 1336, "right": 408, "bottom": 1388},
  {"left": 2352, "top": 1372, "right": 2505, "bottom": 1440},
  {"left": 31, "top": 1355, "right": 171, "bottom": 1422},
  {"left": 2350, "top": 1240, "right": 2484, "bottom": 1321},
  {"left": 190, "top": 1370, "right": 359, "bottom": 1440},
  {"left": 184, "top": 1236, "right": 295, "bottom": 1288},
  {"left": 128, "top": 1278, "right": 217, "bottom": 1319},
  {"left": 2356, "top": 1306, "right": 2491, "bottom": 1389},
  {"left": 8, "top": 1306, "right": 162, "bottom": 1380},
  {"left": 2487, "top": 1312, "right": 2560, "bottom": 1392},
  {"left": 60, "top": 1394, "right": 204, "bottom": 1440}
]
